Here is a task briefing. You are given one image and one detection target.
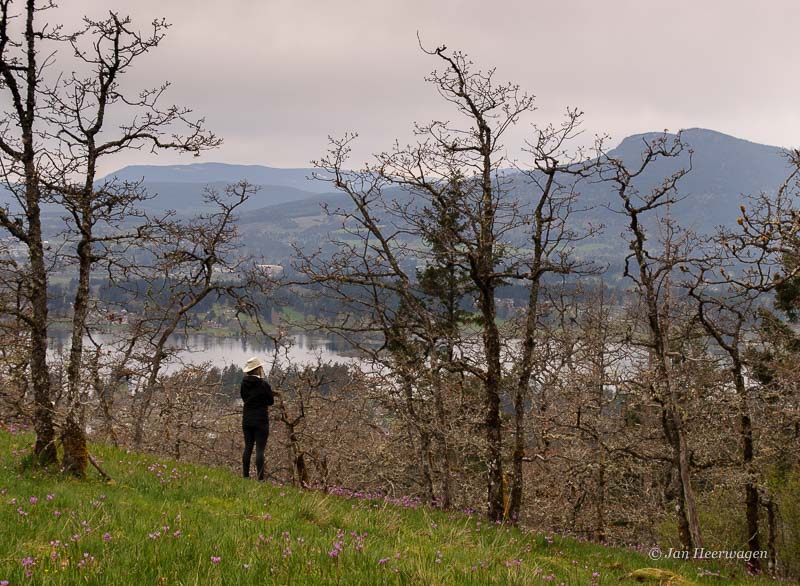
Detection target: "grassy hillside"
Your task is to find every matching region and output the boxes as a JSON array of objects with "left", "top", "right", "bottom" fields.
[{"left": 0, "top": 426, "right": 782, "bottom": 585}]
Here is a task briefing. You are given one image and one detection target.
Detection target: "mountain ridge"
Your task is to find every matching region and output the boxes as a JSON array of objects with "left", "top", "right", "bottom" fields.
[
  {"left": 95, "top": 128, "right": 800, "bottom": 266},
  {"left": 105, "top": 128, "right": 793, "bottom": 188},
  {"left": 104, "top": 161, "right": 335, "bottom": 195}
]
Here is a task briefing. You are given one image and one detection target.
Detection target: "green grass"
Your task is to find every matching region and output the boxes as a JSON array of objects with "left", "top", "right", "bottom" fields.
[{"left": 0, "top": 428, "right": 781, "bottom": 585}]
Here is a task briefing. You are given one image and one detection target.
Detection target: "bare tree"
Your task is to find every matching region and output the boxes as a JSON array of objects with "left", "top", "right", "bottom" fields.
[
  {"left": 42, "top": 11, "right": 219, "bottom": 475},
  {"left": 686, "top": 154, "right": 800, "bottom": 571},
  {"left": 506, "top": 111, "right": 601, "bottom": 520},
  {"left": 0, "top": 0, "right": 60, "bottom": 464},
  {"left": 301, "top": 45, "right": 600, "bottom": 521},
  {"left": 129, "top": 182, "right": 265, "bottom": 449},
  {"left": 597, "top": 132, "right": 704, "bottom": 549}
]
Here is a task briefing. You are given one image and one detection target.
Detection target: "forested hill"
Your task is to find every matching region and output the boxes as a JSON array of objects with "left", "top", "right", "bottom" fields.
[
  {"left": 106, "top": 162, "right": 334, "bottom": 193},
  {"left": 99, "top": 163, "right": 337, "bottom": 214},
  {"left": 594, "top": 128, "right": 793, "bottom": 234},
  {"left": 1, "top": 128, "right": 791, "bottom": 269},
  {"left": 101, "top": 128, "right": 795, "bottom": 234}
]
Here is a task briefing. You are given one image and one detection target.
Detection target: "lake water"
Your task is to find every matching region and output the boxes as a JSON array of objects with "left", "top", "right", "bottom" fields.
[
  {"left": 49, "top": 331, "right": 355, "bottom": 372},
  {"left": 169, "top": 333, "right": 354, "bottom": 370}
]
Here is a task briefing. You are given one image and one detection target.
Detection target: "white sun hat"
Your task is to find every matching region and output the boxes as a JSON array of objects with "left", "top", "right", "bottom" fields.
[{"left": 243, "top": 356, "right": 266, "bottom": 373}]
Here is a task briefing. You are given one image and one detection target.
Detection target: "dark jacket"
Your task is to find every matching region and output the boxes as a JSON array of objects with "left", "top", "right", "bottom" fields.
[{"left": 240, "top": 374, "right": 274, "bottom": 427}]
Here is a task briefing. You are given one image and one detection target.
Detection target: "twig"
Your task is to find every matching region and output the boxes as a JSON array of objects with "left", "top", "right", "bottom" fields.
[{"left": 88, "top": 453, "right": 112, "bottom": 482}]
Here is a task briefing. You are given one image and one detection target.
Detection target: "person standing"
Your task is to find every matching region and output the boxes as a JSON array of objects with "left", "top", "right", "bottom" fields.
[{"left": 240, "top": 357, "right": 274, "bottom": 481}]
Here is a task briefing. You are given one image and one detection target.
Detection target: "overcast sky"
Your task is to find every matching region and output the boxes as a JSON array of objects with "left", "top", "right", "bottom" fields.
[{"left": 58, "top": 0, "right": 800, "bottom": 175}]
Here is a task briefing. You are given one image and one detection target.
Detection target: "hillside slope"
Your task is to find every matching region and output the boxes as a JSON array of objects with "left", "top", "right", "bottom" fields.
[
  {"left": 0, "top": 427, "right": 778, "bottom": 585},
  {"left": 102, "top": 129, "right": 795, "bottom": 231},
  {"left": 105, "top": 162, "right": 333, "bottom": 194},
  {"left": 228, "top": 128, "right": 798, "bottom": 271},
  {"left": 585, "top": 127, "right": 794, "bottom": 235}
]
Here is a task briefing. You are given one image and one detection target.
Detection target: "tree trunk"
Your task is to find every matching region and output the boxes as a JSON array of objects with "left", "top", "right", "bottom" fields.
[
  {"left": 674, "top": 419, "right": 702, "bottom": 549},
  {"left": 658, "top": 403, "right": 689, "bottom": 548},
  {"left": 734, "top": 368, "right": 761, "bottom": 571},
  {"left": 27, "top": 183, "right": 56, "bottom": 465},
  {"left": 21, "top": 0, "right": 54, "bottom": 467},
  {"left": 478, "top": 281, "right": 505, "bottom": 521},
  {"left": 765, "top": 498, "right": 777, "bottom": 574},
  {"left": 509, "top": 277, "right": 542, "bottom": 521},
  {"left": 291, "top": 432, "right": 310, "bottom": 488},
  {"left": 133, "top": 342, "right": 169, "bottom": 449},
  {"left": 611, "top": 136, "right": 701, "bottom": 550},
  {"left": 132, "top": 386, "right": 155, "bottom": 450},
  {"left": 60, "top": 413, "right": 87, "bottom": 477},
  {"left": 90, "top": 348, "right": 119, "bottom": 446},
  {"left": 508, "top": 171, "right": 552, "bottom": 522},
  {"left": 655, "top": 309, "right": 702, "bottom": 550},
  {"left": 595, "top": 450, "right": 607, "bottom": 542},
  {"left": 430, "top": 362, "right": 452, "bottom": 509},
  {"left": 418, "top": 428, "right": 435, "bottom": 502},
  {"left": 509, "top": 384, "right": 525, "bottom": 522},
  {"left": 401, "top": 377, "right": 435, "bottom": 503},
  {"left": 281, "top": 411, "right": 310, "bottom": 488},
  {"left": 62, "top": 234, "right": 92, "bottom": 475},
  {"left": 594, "top": 329, "right": 607, "bottom": 542},
  {"left": 644, "top": 261, "right": 701, "bottom": 549}
]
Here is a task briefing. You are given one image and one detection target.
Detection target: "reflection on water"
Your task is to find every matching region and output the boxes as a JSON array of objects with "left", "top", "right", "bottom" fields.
[
  {"left": 170, "top": 333, "right": 353, "bottom": 370},
  {"left": 49, "top": 331, "right": 354, "bottom": 371}
]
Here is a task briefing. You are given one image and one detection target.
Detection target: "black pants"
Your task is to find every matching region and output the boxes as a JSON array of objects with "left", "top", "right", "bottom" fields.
[{"left": 242, "top": 423, "right": 269, "bottom": 481}]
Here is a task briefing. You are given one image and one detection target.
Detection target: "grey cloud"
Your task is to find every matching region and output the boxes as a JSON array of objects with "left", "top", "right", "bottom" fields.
[{"left": 51, "top": 0, "right": 800, "bottom": 174}]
